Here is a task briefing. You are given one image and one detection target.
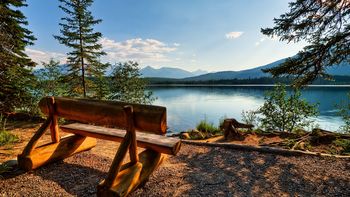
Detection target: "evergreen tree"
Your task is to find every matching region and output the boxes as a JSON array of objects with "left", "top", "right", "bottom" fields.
[
  {"left": 109, "top": 61, "right": 155, "bottom": 104},
  {"left": 0, "top": 0, "right": 36, "bottom": 114},
  {"left": 262, "top": 0, "right": 350, "bottom": 86},
  {"left": 54, "top": 0, "right": 107, "bottom": 97}
]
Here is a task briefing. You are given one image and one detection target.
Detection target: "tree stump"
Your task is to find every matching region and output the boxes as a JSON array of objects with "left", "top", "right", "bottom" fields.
[{"left": 221, "top": 118, "right": 254, "bottom": 140}]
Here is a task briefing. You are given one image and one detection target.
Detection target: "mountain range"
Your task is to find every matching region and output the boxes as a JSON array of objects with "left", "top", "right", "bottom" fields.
[
  {"left": 140, "top": 66, "right": 207, "bottom": 78},
  {"left": 34, "top": 57, "right": 350, "bottom": 81},
  {"left": 142, "top": 58, "right": 350, "bottom": 81}
]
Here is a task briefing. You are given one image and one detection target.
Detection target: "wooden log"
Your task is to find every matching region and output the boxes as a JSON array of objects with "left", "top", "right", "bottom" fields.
[
  {"left": 103, "top": 132, "right": 132, "bottom": 188},
  {"left": 137, "top": 149, "right": 166, "bottom": 186},
  {"left": 97, "top": 149, "right": 165, "bottom": 197},
  {"left": 21, "top": 117, "right": 52, "bottom": 156},
  {"left": 60, "top": 123, "right": 181, "bottom": 155},
  {"left": 38, "top": 97, "right": 167, "bottom": 135},
  {"left": 124, "top": 106, "right": 139, "bottom": 164},
  {"left": 98, "top": 162, "right": 143, "bottom": 197},
  {"left": 17, "top": 134, "right": 96, "bottom": 171},
  {"left": 47, "top": 97, "right": 60, "bottom": 143}
]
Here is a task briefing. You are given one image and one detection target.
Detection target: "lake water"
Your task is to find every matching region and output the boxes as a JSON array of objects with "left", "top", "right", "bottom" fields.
[{"left": 148, "top": 85, "right": 350, "bottom": 133}]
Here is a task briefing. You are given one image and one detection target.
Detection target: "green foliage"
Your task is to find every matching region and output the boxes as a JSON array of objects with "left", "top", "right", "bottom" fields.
[
  {"left": 21, "top": 59, "right": 70, "bottom": 116},
  {"left": 54, "top": 0, "right": 107, "bottom": 97},
  {"left": 262, "top": 1, "right": 350, "bottom": 87},
  {"left": 333, "top": 139, "right": 350, "bottom": 154},
  {"left": 0, "top": 114, "right": 7, "bottom": 132},
  {"left": 196, "top": 118, "right": 220, "bottom": 134},
  {"left": 0, "top": 131, "right": 19, "bottom": 146},
  {"left": 0, "top": 0, "right": 36, "bottom": 114},
  {"left": 241, "top": 110, "right": 258, "bottom": 127},
  {"left": 0, "top": 114, "right": 19, "bottom": 146},
  {"left": 35, "top": 59, "right": 68, "bottom": 97},
  {"left": 256, "top": 84, "right": 318, "bottom": 132},
  {"left": 336, "top": 93, "right": 350, "bottom": 133},
  {"left": 109, "top": 61, "right": 155, "bottom": 104}
]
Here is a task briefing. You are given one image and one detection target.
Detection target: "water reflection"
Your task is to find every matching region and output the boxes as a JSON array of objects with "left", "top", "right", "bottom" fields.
[{"left": 148, "top": 86, "right": 350, "bottom": 133}]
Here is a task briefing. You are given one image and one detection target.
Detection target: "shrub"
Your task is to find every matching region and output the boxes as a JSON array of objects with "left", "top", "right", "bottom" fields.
[
  {"left": 256, "top": 84, "right": 318, "bottom": 132},
  {"left": 241, "top": 110, "right": 258, "bottom": 127}
]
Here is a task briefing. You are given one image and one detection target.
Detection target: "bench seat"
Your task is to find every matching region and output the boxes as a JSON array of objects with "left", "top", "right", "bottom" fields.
[{"left": 60, "top": 123, "right": 181, "bottom": 155}]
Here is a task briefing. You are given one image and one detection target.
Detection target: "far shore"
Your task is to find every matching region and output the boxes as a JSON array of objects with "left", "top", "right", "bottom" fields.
[{"left": 147, "top": 84, "right": 350, "bottom": 87}]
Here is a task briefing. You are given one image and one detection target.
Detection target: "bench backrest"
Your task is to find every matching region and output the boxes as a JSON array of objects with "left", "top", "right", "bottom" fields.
[{"left": 38, "top": 97, "right": 167, "bottom": 135}]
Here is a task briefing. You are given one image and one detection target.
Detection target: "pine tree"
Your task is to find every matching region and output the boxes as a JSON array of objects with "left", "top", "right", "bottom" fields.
[
  {"left": 54, "top": 0, "right": 107, "bottom": 97},
  {"left": 0, "top": 0, "right": 36, "bottom": 114},
  {"left": 262, "top": 0, "right": 350, "bottom": 86}
]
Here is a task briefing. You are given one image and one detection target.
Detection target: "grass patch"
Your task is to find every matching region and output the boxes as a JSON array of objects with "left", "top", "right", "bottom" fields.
[
  {"left": 196, "top": 119, "right": 220, "bottom": 134},
  {"left": 0, "top": 114, "right": 19, "bottom": 146},
  {"left": 0, "top": 130, "right": 19, "bottom": 146}
]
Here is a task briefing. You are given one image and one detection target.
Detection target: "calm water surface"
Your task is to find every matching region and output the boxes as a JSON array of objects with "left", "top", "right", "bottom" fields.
[{"left": 148, "top": 85, "right": 350, "bottom": 133}]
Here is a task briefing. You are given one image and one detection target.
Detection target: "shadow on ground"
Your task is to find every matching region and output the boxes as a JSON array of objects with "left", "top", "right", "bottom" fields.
[{"left": 1, "top": 145, "right": 350, "bottom": 197}]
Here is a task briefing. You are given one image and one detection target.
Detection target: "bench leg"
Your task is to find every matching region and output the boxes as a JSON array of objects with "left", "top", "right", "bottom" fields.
[
  {"left": 97, "top": 149, "right": 165, "bottom": 197},
  {"left": 18, "top": 134, "right": 96, "bottom": 171}
]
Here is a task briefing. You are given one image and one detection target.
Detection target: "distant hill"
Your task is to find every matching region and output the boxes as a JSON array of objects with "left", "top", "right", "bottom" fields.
[
  {"left": 140, "top": 66, "right": 208, "bottom": 79},
  {"left": 33, "top": 64, "right": 70, "bottom": 77},
  {"left": 183, "top": 59, "right": 350, "bottom": 81}
]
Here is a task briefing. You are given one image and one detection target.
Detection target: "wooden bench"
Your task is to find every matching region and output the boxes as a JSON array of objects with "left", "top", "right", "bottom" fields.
[{"left": 18, "top": 97, "right": 181, "bottom": 197}]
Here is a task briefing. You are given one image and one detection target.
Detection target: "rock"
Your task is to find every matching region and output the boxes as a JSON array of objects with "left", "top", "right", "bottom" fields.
[
  {"left": 190, "top": 130, "right": 205, "bottom": 140},
  {"left": 180, "top": 132, "right": 190, "bottom": 140}
]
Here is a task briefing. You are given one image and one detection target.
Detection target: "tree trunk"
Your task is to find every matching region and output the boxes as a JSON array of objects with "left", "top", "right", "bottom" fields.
[{"left": 77, "top": 0, "right": 86, "bottom": 97}]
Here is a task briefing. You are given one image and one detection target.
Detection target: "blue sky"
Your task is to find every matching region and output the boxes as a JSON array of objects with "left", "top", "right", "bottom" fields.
[{"left": 23, "top": 0, "right": 306, "bottom": 72}]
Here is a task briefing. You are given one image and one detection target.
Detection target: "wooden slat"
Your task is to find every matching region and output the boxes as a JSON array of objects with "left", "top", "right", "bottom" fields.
[
  {"left": 39, "top": 97, "right": 167, "bottom": 135},
  {"left": 60, "top": 123, "right": 181, "bottom": 155}
]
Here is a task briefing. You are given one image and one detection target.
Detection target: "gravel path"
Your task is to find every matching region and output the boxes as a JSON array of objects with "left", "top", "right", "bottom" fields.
[{"left": 1, "top": 144, "right": 350, "bottom": 197}]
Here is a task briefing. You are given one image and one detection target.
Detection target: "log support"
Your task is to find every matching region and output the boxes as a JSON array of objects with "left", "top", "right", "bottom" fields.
[
  {"left": 17, "top": 97, "right": 97, "bottom": 171},
  {"left": 18, "top": 134, "right": 96, "bottom": 171},
  {"left": 97, "top": 106, "right": 165, "bottom": 197}
]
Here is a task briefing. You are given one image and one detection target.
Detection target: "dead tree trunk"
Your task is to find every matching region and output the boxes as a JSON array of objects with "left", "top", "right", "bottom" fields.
[{"left": 221, "top": 118, "right": 254, "bottom": 140}]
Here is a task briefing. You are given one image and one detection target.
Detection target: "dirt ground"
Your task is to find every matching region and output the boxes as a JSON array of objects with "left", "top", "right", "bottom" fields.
[{"left": 1, "top": 122, "right": 350, "bottom": 196}]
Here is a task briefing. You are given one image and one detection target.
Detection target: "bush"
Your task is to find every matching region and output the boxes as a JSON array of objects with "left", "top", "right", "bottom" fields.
[
  {"left": 256, "top": 84, "right": 318, "bottom": 132},
  {"left": 196, "top": 119, "right": 220, "bottom": 134}
]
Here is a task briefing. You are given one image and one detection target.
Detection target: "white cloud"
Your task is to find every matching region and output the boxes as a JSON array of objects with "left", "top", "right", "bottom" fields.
[
  {"left": 255, "top": 38, "right": 266, "bottom": 46},
  {"left": 25, "top": 48, "right": 66, "bottom": 66},
  {"left": 255, "top": 36, "right": 279, "bottom": 46},
  {"left": 225, "top": 31, "right": 244, "bottom": 40},
  {"left": 26, "top": 37, "right": 179, "bottom": 67},
  {"left": 99, "top": 37, "right": 178, "bottom": 63}
]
